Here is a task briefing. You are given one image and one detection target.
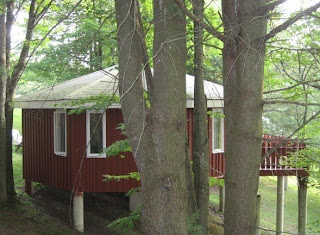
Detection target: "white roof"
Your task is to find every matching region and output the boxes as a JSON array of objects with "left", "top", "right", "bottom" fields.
[{"left": 15, "top": 66, "right": 224, "bottom": 109}]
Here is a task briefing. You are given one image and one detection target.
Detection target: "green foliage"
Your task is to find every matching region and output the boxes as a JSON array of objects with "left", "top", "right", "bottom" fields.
[
  {"left": 187, "top": 210, "right": 203, "bottom": 234},
  {"left": 209, "top": 177, "right": 224, "bottom": 187},
  {"left": 125, "top": 187, "right": 141, "bottom": 197},
  {"left": 103, "top": 172, "right": 141, "bottom": 182},
  {"left": 107, "top": 206, "right": 141, "bottom": 232},
  {"left": 61, "top": 94, "right": 119, "bottom": 115},
  {"left": 102, "top": 139, "right": 131, "bottom": 158}
]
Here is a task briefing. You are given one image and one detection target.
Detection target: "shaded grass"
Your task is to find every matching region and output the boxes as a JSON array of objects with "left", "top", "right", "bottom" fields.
[{"left": 210, "top": 177, "right": 320, "bottom": 234}]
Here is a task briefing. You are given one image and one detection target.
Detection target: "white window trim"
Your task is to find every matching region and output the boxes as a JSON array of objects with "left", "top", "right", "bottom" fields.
[
  {"left": 212, "top": 110, "right": 224, "bottom": 153},
  {"left": 86, "top": 110, "right": 106, "bottom": 158},
  {"left": 54, "top": 109, "right": 67, "bottom": 156}
]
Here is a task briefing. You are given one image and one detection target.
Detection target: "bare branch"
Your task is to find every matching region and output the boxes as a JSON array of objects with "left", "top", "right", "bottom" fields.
[
  {"left": 7, "top": 0, "right": 82, "bottom": 100},
  {"left": 264, "top": 79, "right": 320, "bottom": 94},
  {"left": 173, "top": 0, "right": 224, "bottom": 42},
  {"left": 263, "top": 99, "right": 320, "bottom": 107},
  {"left": 264, "top": 2, "right": 320, "bottom": 42}
]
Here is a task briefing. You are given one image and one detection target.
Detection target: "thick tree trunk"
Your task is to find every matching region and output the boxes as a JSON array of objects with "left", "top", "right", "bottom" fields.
[
  {"left": 192, "top": 0, "right": 209, "bottom": 232},
  {"left": 0, "top": 4, "right": 8, "bottom": 202},
  {"left": 222, "top": 0, "right": 267, "bottom": 234},
  {"left": 115, "top": 0, "right": 188, "bottom": 233}
]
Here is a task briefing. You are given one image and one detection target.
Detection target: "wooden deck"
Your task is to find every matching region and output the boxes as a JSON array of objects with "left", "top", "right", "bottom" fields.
[{"left": 210, "top": 135, "right": 308, "bottom": 178}]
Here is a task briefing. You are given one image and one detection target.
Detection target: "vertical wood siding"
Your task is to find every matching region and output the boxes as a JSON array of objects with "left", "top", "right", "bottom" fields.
[{"left": 23, "top": 109, "right": 71, "bottom": 190}]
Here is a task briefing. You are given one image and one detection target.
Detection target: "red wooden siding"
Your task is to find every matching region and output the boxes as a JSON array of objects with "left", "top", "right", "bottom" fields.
[
  {"left": 23, "top": 109, "right": 72, "bottom": 190},
  {"left": 23, "top": 108, "right": 308, "bottom": 194},
  {"left": 69, "top": 109, "right": 139, "bottom": 193},
  {"left": 23, "top": 109, "right": 139, "bottom": 193}
]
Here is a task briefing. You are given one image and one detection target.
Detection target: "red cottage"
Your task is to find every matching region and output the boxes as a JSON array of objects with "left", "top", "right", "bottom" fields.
[{"left": 15, "top": 66, "right": 308, "bottom": 232}]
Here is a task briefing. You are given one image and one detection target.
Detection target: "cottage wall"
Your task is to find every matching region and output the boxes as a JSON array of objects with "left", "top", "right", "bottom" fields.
[{"left": 23, "top": 108, "right": 218, "bottom": 193}]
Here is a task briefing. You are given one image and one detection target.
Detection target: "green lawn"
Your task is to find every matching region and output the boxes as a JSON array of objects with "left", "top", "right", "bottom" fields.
[
  {"left": 13, "top": 108, "right": 22, "bottom": 134},
  {"left": 210, "top": 177, "right": 320, "bottom": 234}
]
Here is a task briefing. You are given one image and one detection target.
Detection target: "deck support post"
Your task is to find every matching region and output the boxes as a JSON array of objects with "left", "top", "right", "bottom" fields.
[
  {"left": 298, "top": 176, "right": 308, "bottom": 235},
  {"left": 129, "top": 192, "right": 142, "bottom": 212},
  {"left": 255, "top": 194, "right": 261, "bottom": 235},
  {"left": 219, "top": 185, "right": 225, "bottom": 213},
  {"left": 25, "top": 180, "right": 36, "bottom": 196},
  {"left": 276, "top": 176, "right": 284, "bottom": 235},
  {"left": 73, "top": 192, "right": 84, "bottom": 233},
  {"left": 284, "top": 176, "right": 288, "bottom": 190}
]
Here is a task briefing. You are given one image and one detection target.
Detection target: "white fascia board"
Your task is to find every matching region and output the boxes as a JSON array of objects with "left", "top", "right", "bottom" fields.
[
  {"left": 16, "top": 99, "right": 224, "bottom": 109},
  {"left": 186, "top": 99, "right": 224, "bottom": 108},
  {"left": 14, "top": 100, "right": 121, "bottom": 109}
]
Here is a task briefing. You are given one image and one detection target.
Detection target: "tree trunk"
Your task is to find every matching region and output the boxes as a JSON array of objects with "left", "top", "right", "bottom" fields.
[
  {"left": 5, "top": 99, "right": 15, "bottom": 196},
  {"left": 115, "top": 0, "right": 189, "bottom": 233},
  {"left": 5, "top": 0, "right": 15, "bottom": 196},
  {"left": 222, "top": 0, "right": 267, "bottom": 234},
  {"left": 298, "top": 176, "right": 308, "bottom": 235},
  {"left": 0, "top": 3, "right": 8, "bottom": 202},
  {"left": 192, "top": 0, "right": 209, "bottom": 232}
]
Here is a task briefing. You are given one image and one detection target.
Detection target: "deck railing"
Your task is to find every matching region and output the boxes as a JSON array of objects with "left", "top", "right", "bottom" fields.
[{"left": 210, "top": 135, "right": 307, "bottom": 178}]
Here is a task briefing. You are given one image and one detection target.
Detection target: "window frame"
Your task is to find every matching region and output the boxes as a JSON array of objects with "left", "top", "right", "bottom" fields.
[
  {"left": 54, "top": 109, "right": 67, "bottom": 156},
  {"left": 212, "top": 109, "right": 224, "bottom": 153},
  {"left": 86, "top": 110, "right": 107, "bottom": 158}
]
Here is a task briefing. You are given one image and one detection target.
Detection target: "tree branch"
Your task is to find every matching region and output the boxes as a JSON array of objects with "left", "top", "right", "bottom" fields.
[
  {"left": 262, "top": 0, "right": 287, "bottom": 13},
  {"left": 264, "top": 79, "right": 320, "bottom": 94},
  {"left": 263, "top": 99, "right": 320, "bottom": 107},
  {"left": 264, "top": 2, "right": 320, "bottom": 42},
  {"left": 7, "top": 0, "right": 82, "bottom": 100},
  {"left": 173, "top": 0, "right": 224, "bottom": 42}
]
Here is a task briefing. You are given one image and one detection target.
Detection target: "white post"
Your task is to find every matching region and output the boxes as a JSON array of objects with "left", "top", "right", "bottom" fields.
[
  {"left": 129, "top": 192, "right": 142, "bottom": 212},
  {"left": 73, "top": 192, "right": 84, "bottom": 233},
  {"left": 219, "top": 185, "right": 225, "bottom": 213},
  {"left": 255, "top": 194, "right": 261, "bottom": 235},
  {"left": 284, "top": 176, "right": 288, "bottom": 191},
  {"left": 276, "top": 176, "right": 284, "bottom": 235}
]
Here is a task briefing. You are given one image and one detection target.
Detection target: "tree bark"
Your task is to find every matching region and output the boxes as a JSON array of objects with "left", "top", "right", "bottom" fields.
[
  {"left": 222, "top": 0, "right": 267, "bottom": 234},
  {"left": 298, "top": 176, "right": 308, "bottom": 235},
  {"left": 0, "top": 1, "right": 8, "bottom": 202},
  {"left": 5, "top": 0, "right": 15, "bottom": 196},
  {"left": 192, "top": 0, "right": 209, "bottom": 232},
  {"left": 115, "top": 0, "right": 189, "bottom": 233}
]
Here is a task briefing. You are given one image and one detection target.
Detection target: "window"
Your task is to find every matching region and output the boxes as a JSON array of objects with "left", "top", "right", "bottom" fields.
[
  {"left": 212, "top": 111, "right": 224, "bottom": 152},
  {"left": 54, "top": 110, "right": 67, "bottom": 156},
  {"left": 86, "top": 110, "right": 106, "bottom": 158}
]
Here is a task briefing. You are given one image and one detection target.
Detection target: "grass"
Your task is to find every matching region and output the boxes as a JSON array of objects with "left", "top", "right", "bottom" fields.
[
  {"left": 210, "top": 177, "right": 320, "bottom": 234},
  {"left": 13, "top": 108, "right": 22, "bottom": 134}
]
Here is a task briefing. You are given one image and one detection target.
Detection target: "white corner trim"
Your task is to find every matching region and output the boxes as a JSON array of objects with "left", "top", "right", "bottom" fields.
[{"left": 86, "top": 110, "right": 107, "bottom": 158}]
